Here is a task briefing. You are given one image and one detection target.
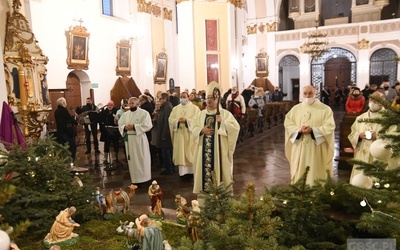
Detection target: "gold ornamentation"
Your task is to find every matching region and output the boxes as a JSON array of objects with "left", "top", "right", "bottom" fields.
[
  {"left": 301, "top": 18, "right": 330, "bottom": 58},
  {"left": 152, "top": 5, "right": 161, "bottom": 17},
  {"left": 358, "top": 38, "right": 369, "bottom": 50},
  {"left": 228, "top": 0, "right": 243, "bottom": 8},
  {"left": 163, "top": 8, "right": 172, "bottom": 21},
  {"left": 116, "top": 40, "right": 132, "bottom": 77},
  {"left": 138, "top": 0, "right": 152, "bottom": 14},
  {"left": 258, "top": 23, "right": 266, "bottom": 33},
  {"left": 266, "top": 22, "right": 277, "bottom": 32},
  {"left": 66, "top": 24, "right": 90, "bottom": 71},
  {"left": 247, "top": 24, "right": 257, "bottom": 35},
  {"left": 4, "top": 0, "right": 51, "bottom": 141},
  {"left": 255, "top": 52, "right": 269, "bottom": 77}
]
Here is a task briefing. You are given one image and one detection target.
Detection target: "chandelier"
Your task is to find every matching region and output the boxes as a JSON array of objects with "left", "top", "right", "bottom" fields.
[{"left": 302, "top": 18, "right": 330, "bottom": 58}]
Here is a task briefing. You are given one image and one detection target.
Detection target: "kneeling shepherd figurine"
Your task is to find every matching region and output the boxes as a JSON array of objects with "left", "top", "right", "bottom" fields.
[{"left": 44, "top": 206, "right": 80, "bottom": 247}]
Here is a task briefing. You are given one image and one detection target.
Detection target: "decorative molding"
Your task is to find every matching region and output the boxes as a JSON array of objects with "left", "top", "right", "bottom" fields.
[
  {"left": 358, "top": 38, "right": 369, "bottom": 50},
  {"left": 247, "top": 24, "right": 257, "bottom": 35},
  {"left": 137, "top": 0, "right": 173, "bottom": 20},
  {"left": 138, "top": 0, "right": 152, "bottom": 14},
  {"left": 152, "top": 4, "right": 162, "bottom": 17},
  {"left": 247, "top": 22, "right": 277, "bottom": 35},
  {"left": 227, "top": 0, "right": 243, "bottom": 8},
  {"left": 163, "top": 8, "right": 172, "bottom": 21}
]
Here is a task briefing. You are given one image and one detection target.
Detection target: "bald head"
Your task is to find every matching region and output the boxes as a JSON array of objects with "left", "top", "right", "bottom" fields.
[{"left": 303, "top": 85, "right": 316, "bottom": 98}]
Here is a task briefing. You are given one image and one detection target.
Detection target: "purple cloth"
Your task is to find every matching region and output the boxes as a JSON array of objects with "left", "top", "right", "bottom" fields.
[{"left": 0, "top": 101, "right": 26, "bottom": 150}]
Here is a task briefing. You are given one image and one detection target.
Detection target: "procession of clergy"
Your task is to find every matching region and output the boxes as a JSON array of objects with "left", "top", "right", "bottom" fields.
[{"left": 114, "top": 81, "right": 395, "bottom": 196}]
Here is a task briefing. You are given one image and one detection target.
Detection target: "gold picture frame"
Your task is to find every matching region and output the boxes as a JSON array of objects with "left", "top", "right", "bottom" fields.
[
  {"left": 154, "top": 52, "right": 167, "bottom": 84},
  {"left": 116, "top": 40, "right": 131, "bottom": 76},
  {"left": 67, "top": 25, "right": 90, "bottom": 70},
  {"left": 255, "top": 52, "right": 269, "bottom": 77}
]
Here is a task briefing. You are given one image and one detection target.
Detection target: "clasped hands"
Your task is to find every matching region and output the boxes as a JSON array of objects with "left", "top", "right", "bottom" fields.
[
  {"left": 300, "top": 125, "right": 312, "bottom": 135},
  {"left": 125, "top": 124, "right": 135, "bottom": 131},
  {"left": 179, "top": 117, "right": 186, "bottom": 123}
]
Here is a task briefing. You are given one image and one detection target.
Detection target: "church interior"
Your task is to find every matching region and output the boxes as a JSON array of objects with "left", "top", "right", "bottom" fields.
[{"left": 0, "top": 0, "right": 399, "bottom": 249}]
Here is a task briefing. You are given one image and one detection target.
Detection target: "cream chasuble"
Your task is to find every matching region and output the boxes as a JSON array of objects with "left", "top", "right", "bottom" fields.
[
  {"left": 348, "top": 110, "right": 388, "bottom": 183},
  {"left": 284, "top": 100, "right": 335, "bottom": 185},
  {"left": 168, "top": 102, "right": 200, "bottom": 176}
]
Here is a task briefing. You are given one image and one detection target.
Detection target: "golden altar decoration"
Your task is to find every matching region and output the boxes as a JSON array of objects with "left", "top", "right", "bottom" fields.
[{"left": 3, "top": 0, "right": 51, "bottom": 141}]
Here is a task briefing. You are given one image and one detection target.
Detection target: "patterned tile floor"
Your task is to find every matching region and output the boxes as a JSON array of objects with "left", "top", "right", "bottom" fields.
[{"left": 75, "top": 109, "right": 350, "bottom": 216}]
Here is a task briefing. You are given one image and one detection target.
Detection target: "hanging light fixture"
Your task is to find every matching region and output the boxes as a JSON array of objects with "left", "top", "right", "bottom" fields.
[{"left": 302, "top": 18, "right": 330, "bottom": 58}]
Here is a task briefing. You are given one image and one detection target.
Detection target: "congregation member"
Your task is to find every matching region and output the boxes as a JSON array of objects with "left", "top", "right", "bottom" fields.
[
  {"left": 118, "top": 97, "right": 153, "bottom": 186},
  {"left": 361, "top": 83, "right": 374, "bottom": 109},
  {"left": 321, "top": 85, "right": 331, "bottom": 105},
  {"left": 139, "top": 94, "right": 155, "bottom": 145},
  {"left": 191, "top": 81, "right": 240, "bottom": 196},
  {"left": 156, "top": 92, "right": 175, "bottom": 175},
  {"left": 226, "top": 86, "right": 246, "bottom": 118},
  {"left": 271, "top": 86, "right": 284, "bottom": 102},
  {"left": 116, "top": 99, "right": 129, "bottom": 120},
  {"left": 167, "top": 89, "right": 180, "bottom": 107},
  {"left": 345, "top": 87, "right": 365, "bottom": 114},
  {"left": 55, "top": 97, "right": 78, "bottom": 160},
  {"left": 143, "top": 89, "right": 155, "bottom": 108},
  {"left": 380, "top": 81, "right": 397, "bottom": 103},
  {"left": 284, "top": 85, "right": 335, "bottom": 185},
  {"left": 248, "top": 87, "right": 266, "bottom": 132},
  {"left": 168, "top": 91, "right": 200, "bottom": 181},
  {"left": 189, "top": 92, "right": 202, "bottom": 110},
  {"left": 241, "top": 84, "right": 255, "bottom": 107},
  {"left": 348, "top": 91, "right": 387, "bottom": 186},
  {"left": 98, "top": 100, "right": 119, "bottom": 161},
  {"left": 76, "top": 97, "right": 100, "bottom": 154}
]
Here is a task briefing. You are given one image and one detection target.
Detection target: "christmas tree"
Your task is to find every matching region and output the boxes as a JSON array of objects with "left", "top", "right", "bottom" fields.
[
  {"left": 0, "top": 136, "right": 98, "bottom": 239},
  {"left": 345, "top": 95, "right": 400, "bottom": 242},
  {"left": 178, "top": 172, "right": 283, "bottom": 250},
  {"left": 271, "top": 167, "right": 351, "bottom": 249}
]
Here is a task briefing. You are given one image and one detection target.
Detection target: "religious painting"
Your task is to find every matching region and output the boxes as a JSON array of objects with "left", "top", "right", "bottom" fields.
[
  {"left": 116, "top": 40, "right": 131, "bottom": 76},
  {"left": 206, "top": 54, "right": 219, "bottom": 84},
  {"left": 67, "top": 25, "right": 90, "bottom": 70},
  {"left": 154, "top": 52, "right": 167, "bottom": 83},
  {"left": 255, "top": 52, "right": 269, "bottom": 77}
]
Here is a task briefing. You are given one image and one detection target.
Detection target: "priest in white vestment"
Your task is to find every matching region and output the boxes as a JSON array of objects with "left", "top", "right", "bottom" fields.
[
  {"left": 284, "top": 85, "right": 335, "bottom": 185},
  {"left": 168, "top": 91, "right": 200, "bottom": 177},
  {"left": 348, "top": 91, "right": 394, "bottom": 185},
  {"left": 191, "top": 81, "right": 240, "bottom": 194},
  {"left": 118, "top": 97, "right": 153, "bottom": 185}
]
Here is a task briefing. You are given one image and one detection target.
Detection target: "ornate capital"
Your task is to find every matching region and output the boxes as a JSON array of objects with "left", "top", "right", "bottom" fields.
[{"left": 358, "top": 38, "right": 369, "bottom": 50}]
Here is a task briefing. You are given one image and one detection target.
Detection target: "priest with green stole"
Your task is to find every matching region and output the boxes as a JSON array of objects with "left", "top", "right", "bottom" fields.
[{"left": 191, "top": 81, "right": 240, "bottom": 196}]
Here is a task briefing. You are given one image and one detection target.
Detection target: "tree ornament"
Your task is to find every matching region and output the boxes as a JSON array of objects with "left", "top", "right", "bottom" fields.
[
  {"left": 330, "top": 191, "right": 335, "bottom": 196},
  {"left": 350, "top": 173, "right": 373, "bottom": 189},
  {"left": 384, "top": 183, "right": 390, "bottom": 188},
  {"left": 0, "top": 230, "right": 10, "bottom": 250},
  {"left": 360, "top": 200, "right": 367, "bottom": 207},
  {"left": 374, "top": 182, "right": 380, "bottom": 188},
  {"left": 370, "top": 139, "right": 397, "bottom": 169}
]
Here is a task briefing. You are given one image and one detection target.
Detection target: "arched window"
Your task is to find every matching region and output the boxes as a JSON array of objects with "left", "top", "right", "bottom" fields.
[{"left": 369, "top": 49, "right": 398, "bottom": 87}]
